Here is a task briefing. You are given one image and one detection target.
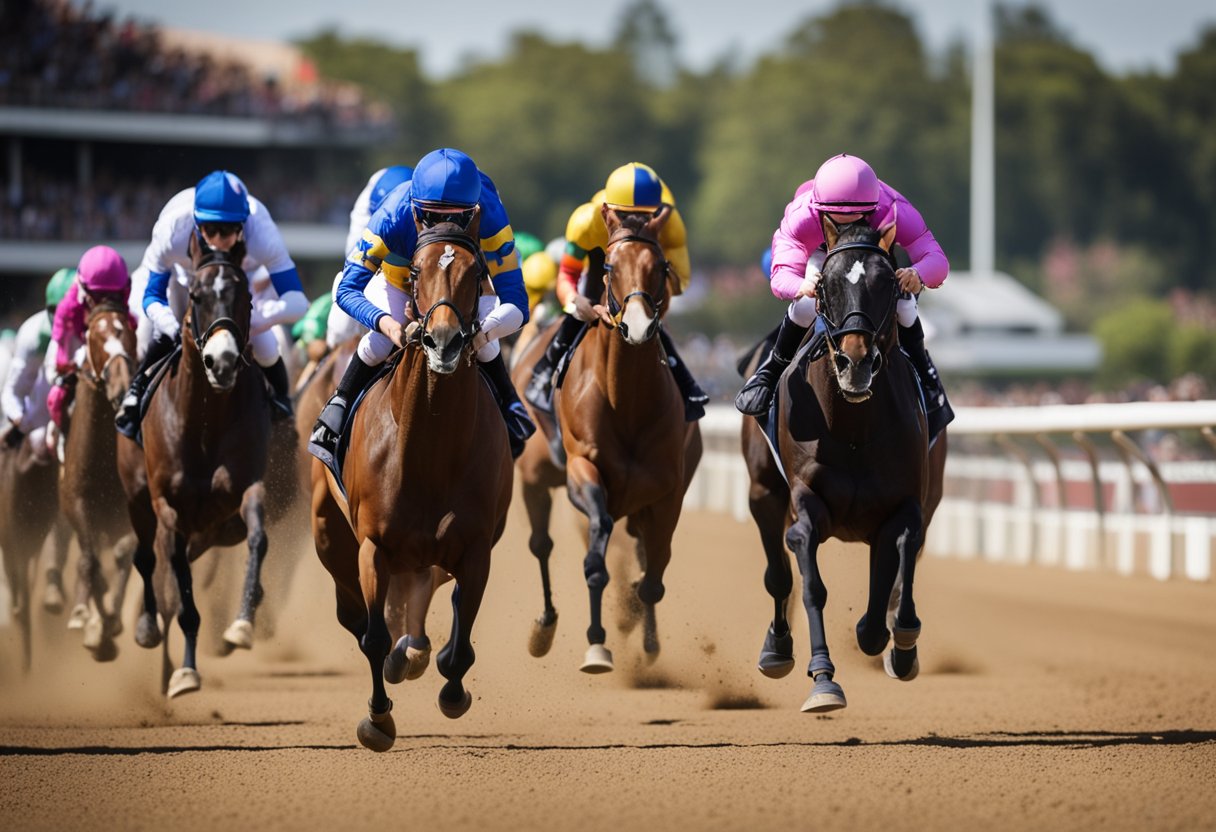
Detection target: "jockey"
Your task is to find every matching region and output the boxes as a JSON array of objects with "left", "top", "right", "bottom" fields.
[
  {"left": 521, "top": 244, "right": 560, "bottom": 326},
  {"left": 324, "top": 164, "right": 415, "bottom": 350},
  {"left": 735, "top": 153, "right": 950, "bottom": 419},
  {"left": 522, "top": 162, "right": 709, "bottom": 421},
  {"left": 115, "top": 170, "right": 309, "bottom": 438},
  {"left": 46, "top": 246, "right": 135, "bottom": 429},
  {"left": 308, "top": 148, "right": 535, "bottom": 461},
  {"left": 2, "top": 268, "right": 75, "bottom": 454}
]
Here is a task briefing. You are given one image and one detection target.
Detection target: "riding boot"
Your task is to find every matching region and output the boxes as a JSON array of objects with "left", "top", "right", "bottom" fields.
[
  {"left": 735, "top": 316, "right": 809, "bottom": 416},
  {"left": 657, "top": 327, "right": 710, "bottom": 421},
  {"left": 260, "top": 358, "right": 293, "bottom": 421},
  {"left": 481, "top": 352, "right": 537, "bottom": 459},
  {"left": 524, "top": 313, "right": 584, "bottom": 414},
  {"left": 899, "top": 319, "right": 953, "bottom": 435},
  {"left": 115, "top": 333, "right": 176, "bottom": 439},
  {"left": 307, "top": 353, "right": 378, "bottom": 465}
]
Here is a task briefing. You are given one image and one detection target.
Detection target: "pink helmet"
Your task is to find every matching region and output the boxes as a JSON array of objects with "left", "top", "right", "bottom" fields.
[
  {"left": 77, "top": 245, "right": 130, "bottom": 293},
  {"left": 810, "top": 154, "right": 880, "bottom": 214}
]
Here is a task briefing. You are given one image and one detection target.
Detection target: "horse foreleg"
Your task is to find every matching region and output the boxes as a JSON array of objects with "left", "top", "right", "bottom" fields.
[
  {"left": 355, "top": 538, "right": 394, "bottom": 751},
  {"left": 522, "top": 479, "right": 559, "bottom": 656},
  {"left": 435, "top": 549, "right": 490, "bottom": 719},
  {"left": 383, "top": 567, "right": 439, "bottom": 684},
  {"left": 566, "top": 457, "right": 614, "bottom": 673},
  {"left": 863, "top": 499, "right": 925, "bottom": 681},
  {"left": 4, "top": 542, "right": 32, "bottom": 672},
  {"left": 41, "top": 516, "right": 71, "bottom": 614},
  {"left": 106, "top": 532, "right": 137, "bottom": 639},
  {"left": 222, "top": 483, "right": 268, "bottom": 652},
  {"left": 631, "top": 499, "right": 679, "bottom": 659},
  {"left": 786, "top": 485, "right": 844, "bottom": 712},
  {"left": 161, "top": 524, "right": 201, "bottom": 699},
  {"left": 751, "top": 478, "right": 795, "bottom": 678}
]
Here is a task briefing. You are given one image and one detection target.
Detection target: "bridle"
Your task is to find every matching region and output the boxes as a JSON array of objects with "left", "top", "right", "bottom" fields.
[
  {"left": 80, "top": 303, "right": 135, "bottom": 399},
  {"left": 602, "top": 233, "right": 670, "bottom": 334},
  {"left": 816, "top": 241, "right": 899, "bottom": 347},
  {"left": 188, "top": 250, "right": 251, "bottom": 361},
  {"left": 404, "top": 227, "right": 485, "bottom": 354}
]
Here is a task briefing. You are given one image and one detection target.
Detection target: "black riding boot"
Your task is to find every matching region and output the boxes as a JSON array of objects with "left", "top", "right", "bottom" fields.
[
  {"left": 481, "top": 352, "right": 537, "bottom": 459},
  {"left": 899, "top": 318, "right": 953, "bottom": 435},
  {"left": 261, "top": 358, "right": 293, "bottom": 420},
  {"left": 115, "top": 333, "right": 176, "bottom": 439},
  {"left": 735, "top": 316, "right": 809, "bottom": 416},
  {"left": 524, "top": 313, "right": 583, "bottom": 413},
  {"left": 307, "top": 353, "right": 378, "bottom": 466},
  {"left": 657, "top": 328, "right": 710, "bottom": 421}
]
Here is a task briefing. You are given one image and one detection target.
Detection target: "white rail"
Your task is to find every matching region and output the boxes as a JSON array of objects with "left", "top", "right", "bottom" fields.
[{"left": 684, "top": 402, "right": 1216, "bottom": 582}]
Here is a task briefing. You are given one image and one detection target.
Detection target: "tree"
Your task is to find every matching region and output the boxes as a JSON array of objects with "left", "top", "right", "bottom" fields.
[{"left": 1091, "top": 300, "right": 1174, "bottom": 388}]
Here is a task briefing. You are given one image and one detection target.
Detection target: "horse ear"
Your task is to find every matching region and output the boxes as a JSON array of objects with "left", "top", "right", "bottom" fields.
[
  {"left": 601, "top": 202, "right": 622, "bottom": 237},
  {"left": 466, "top": 205, "right": 482, "bottom": 241},
  {"left": 188, "top": 229, "right": 200, "bottom": 261},
  {"left": 230, "top": 237, "right": 247, "bottom": 265},
  {"left": 877, "top": 220, "right": 897, "bottom": 253},
  {"left": 822, "top": 213, "right": 841, "bottom": 250},
  {"left": 645, "top": 204, "right": 672, "bottom": 238}
]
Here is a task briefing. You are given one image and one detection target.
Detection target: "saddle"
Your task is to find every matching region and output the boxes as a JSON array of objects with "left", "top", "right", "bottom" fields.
[
  {"left": 751, "top": 320, "right": 829, "bottom": 485},
  {"left": 129, "top": 344, "right": 184, "bottom": 448}
]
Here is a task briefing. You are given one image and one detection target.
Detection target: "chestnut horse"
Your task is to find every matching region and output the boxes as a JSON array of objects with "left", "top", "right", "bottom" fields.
[
  {"left": 512, "top": 208, "right": 702, "bottom": 673},
  {"left": 741, "top": 217, "right": 947, "bottom": 712},
  {"left": 60, "top": 301, "right": 138, "bottom": 660},
  {"left": 311, "top": 219, "right": 511, "bottom": 752},
  {"left": 122, "top": 236, "right": 272, "bottom": 698}
]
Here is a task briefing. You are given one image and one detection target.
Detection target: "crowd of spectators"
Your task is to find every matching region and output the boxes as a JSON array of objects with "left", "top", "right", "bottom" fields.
[{"left": 0, "top": 0, "right": 390, "bottom": 129}]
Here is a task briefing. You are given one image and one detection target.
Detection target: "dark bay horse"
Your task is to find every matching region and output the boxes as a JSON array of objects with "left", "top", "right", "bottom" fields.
[
  {"left": 122, "top": 237, "right": 272, "bottom": 698},
  {"left": 0, "top": 433, "right": 59, "bottom": 671},
  {"left": 742, "top": 217, "right": 947, "bottom": 712},
  {"left": 511, "top": 208, "right": 702, "bottom": 673},
  {"left": 311, "top": 219, "right": 512, "bottom": 752},
  {"left": 60, "top": 301, "right": 138, "bottom": 660}
]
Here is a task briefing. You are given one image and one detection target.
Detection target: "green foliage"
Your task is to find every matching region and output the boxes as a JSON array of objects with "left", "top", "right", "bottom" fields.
[
  {"left": 1092, "top": 300, "right": 1175, "bottom": 388},
  {"left": 1168, "top": 325, "right": 1216, "bottom": 382}
]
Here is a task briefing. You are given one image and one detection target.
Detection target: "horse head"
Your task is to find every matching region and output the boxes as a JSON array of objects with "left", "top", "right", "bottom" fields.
[
  {"left": 85, "top": 301, "right": 136, "bottom": 411},
  {"left": 186, "top": 232, "right": 251, "bottom": 391},
  {"left": 409, "top": 216, "right": 485, "bottom": 374},
  {"left": 815, "top": 215, "right": 899, "bottom": 402},
  {"left": 601, "top": 205, "right": 672, "bottom": 345}
]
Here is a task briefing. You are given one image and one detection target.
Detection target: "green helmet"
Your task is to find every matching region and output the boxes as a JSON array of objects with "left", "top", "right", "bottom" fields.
[
  {"left": 513, "top": 232, "right": 544, "bottom": 264},
  {"left": 46, "top": 268, "right": 77, "bottom": 309}
]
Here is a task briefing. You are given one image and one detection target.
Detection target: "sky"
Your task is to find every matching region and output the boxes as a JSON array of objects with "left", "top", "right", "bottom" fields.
[{"left": 97, "top": 0, "right": 1215, "bottom": 78}]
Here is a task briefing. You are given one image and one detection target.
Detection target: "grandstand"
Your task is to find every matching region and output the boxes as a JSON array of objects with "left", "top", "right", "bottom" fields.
[{"left": 0, "top": 0, "right": 395, "bottom": 325}]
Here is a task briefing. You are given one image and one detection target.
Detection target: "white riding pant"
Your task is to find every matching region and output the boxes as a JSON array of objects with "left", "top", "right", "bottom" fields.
[{"left": 355, "top": 275, "right": 504, "bottom": 365}]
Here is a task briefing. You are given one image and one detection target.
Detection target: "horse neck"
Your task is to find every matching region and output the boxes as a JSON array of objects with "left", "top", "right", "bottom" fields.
[
  {"left": 73, "top": 374, "right": 118, "bottom": 455},
  {"left": 173, "top": 331, "right": 228, "bottom": 436},
  {"left": 597, "top": 325, "right": 669, "bottom": 424},
  {"left": 808, "top": 357, "right": 884, "bottom": 442},
  {"left": 390, "top": 349, "right": 480, "bottom": 444}
]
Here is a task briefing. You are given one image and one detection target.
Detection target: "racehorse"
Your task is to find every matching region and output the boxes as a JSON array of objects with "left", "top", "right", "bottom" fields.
[
  {"left": 511, "top": 207, "right": 702, "bottom": 673},
  {"left": 311, "top": 219, "right": 512, "bottom": 752},
  {"left": 121, "top": 235, "right": 272, "bottom": 698},
  {"left": 741, "top": 216, "right": 947, "bottom": 712},
  {"left": 59, "top": 301, "right": 138, "bottom": 659},
  {"left": 0, "top": 434, "right": 58, "bottom": 671}
]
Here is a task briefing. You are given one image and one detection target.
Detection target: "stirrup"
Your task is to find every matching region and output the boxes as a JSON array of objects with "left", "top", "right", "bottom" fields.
[{"left": 524, "top": 371, "right": 555, "bottom": 413}]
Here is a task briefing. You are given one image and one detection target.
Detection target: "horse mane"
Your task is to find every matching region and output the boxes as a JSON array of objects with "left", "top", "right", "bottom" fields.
[{"left": 831, "top": 221, "right": 897, "bottom": 269}]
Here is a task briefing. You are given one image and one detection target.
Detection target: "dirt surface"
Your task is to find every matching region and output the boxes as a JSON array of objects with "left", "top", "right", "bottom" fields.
[{"left": 2, "top": 502, "right": 1214, "bottom": 831}]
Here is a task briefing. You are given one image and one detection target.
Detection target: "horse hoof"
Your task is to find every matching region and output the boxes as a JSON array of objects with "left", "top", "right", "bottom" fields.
[
  {"left": 884, "top": 647, "right": 920, "bottom": 681},
  {"left": 855, "top": 614, "right": 890, "bottom": 657},
  {"left": 83, "top": 614, "right": 105, "bottom": 650},
  {"left": 66, "top": 605, "right": 88, "bottom": 631},
  {"left": 135, "top": 613, "right": 162, "bottom": 649},
  {"left": 437, "top": 688, "right": 473, "bottom": 720},
  {"left": 528, "top": 615, "right": 558, "bottom": 657},
  {"left": 384, "top": 637, "right": 432, "bottom": 684},
  {"left": 643, "top": 632, "right": 660, "bottom": 658},
  {"left": 800, "top": 677, "right": 847, "bottom": 713},
  {"left": 384, "top": 638, "right": 409, "bottom": 684},
  {"left": 222, "top": 619, "right": 254, "bottom": 651},
  {"left": 91, "top": 637, "right": 119, "bottom": 663},
  {"left": 580, "top": 644, "right": 614, "bottom": 674},
  {"left": 357, "top": 712, "right": 396, "bottom": 752},
  {"left": 42, "top": 583, "right": 65, "bottom": 615},
  {"left": 758, "top": 627, "right": 795, "bottom": 678},
  {"left": 404, "top": 644, "right": 432, "bottom": 681},
  {"left": 167, "top": 668, "right": 202, "bottom": 699},
  {"left": 109, "top": 616, "right": 124, "bottom": 638}
]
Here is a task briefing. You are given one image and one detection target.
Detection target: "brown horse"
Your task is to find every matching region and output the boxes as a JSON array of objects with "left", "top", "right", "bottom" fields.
[
  {"left": 59, "top": 301, "right": 138, "bottom": 660},
  {"left": 123, "top": 236, "right": 272, "bottom": 698},
  {"left": 311, "top": 219, "right": 511, "bottom": 752},
  {"left": 741, "top": 217, "right": 947, "bottom": 712},
  {"left": 0, "top": 432, "right": 59, "bottom": 671},
  {"left": 511, "top": 208, "right": 702, "bottom": 673}
]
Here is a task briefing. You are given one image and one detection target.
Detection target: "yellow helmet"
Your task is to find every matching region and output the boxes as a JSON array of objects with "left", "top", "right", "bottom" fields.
[
  {"left": 522, "top": 251, "right": 558, "bottom": 294},
  {"left": 603, "top": 162, "right": 663, "bottom": 211}
]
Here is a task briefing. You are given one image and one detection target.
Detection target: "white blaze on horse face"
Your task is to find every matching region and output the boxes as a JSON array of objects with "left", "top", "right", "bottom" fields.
[
  {"left": 212, "top": 274, "right": 228, "bottom": 296},
  {"left": 113, "top": 320, "right": 124, "bottom": 332},
  {"left": 103, "top": 335, "right": 125, "bottom": 357},
  {"left": 202, "top": 329, "right": 239, "bottom": 386},
  {"left": 621, "top": 298, "right": 655, "bottom": 345},
  {"left": 438, "top": 245, "right": 456, "bottom": 271},
  {"left": 845, "top": 261, "right": 865, "bottom": 285}
]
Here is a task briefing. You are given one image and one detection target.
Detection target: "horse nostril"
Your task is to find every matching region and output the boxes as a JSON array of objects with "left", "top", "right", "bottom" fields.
[
  {"left": 204, "top": 354, "right": 215, "bottom": 369},
  {"left": 873, "top": 351, "right": 883, "bottom": 373},
  {"left": 835, "top": 353, "right": 851, "bottom": 373}
]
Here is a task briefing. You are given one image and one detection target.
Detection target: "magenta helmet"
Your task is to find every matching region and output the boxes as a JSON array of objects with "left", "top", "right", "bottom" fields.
[
  {"left": 77, "top": 245, "right": 130, "bottom": 293},
  {"left": 810, "top": 154, "right": 880, "bottom": 214}
]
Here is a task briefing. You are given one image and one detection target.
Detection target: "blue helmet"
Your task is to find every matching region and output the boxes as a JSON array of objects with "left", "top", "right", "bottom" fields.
[
  {"left": 761, "top": 247, "right": 773, "bottom": 277},
  {"left": 194, "top": 170, "right": 251, "bottom": 224},
  {"left": 369, "top": 165, "right": 413, "bottom": 215},
  {"left": 410, "top": 149, "right": 482, "bottom": 208}
]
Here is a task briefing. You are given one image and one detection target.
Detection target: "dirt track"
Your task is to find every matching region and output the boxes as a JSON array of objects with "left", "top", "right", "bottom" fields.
[{"left": 2, "top": 501, "right": 1214, "bottom": 831}]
